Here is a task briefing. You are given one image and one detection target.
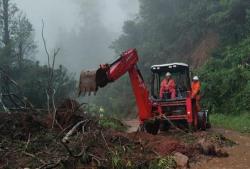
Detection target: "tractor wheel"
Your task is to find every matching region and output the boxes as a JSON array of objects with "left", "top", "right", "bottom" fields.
[
  {"left": 160, "top": 120, "right": 170, "bottom": 132},
  {"left": 144, "top": 119, "right": 160, "bottom": 135},
  {"left": 206, "top": 122, "right": 212, "bottom": 129},
  {"left": 198, "top": 111, "right": 207, "bottom": 130}
]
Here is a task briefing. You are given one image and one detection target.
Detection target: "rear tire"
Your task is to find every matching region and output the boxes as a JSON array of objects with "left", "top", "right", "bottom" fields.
[
  {"left": 206, "top": 122, "right": 211, "bottom": 129},
  {"left": 160, "top": 120, "right": 170, "bottom": 132},
  {"left": 198, "top": 111, "right": 207, "bottom": 130}
]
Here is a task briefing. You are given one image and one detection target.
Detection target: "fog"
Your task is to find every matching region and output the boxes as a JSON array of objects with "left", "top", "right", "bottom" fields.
[{"left": 14, "top": 0, "right": 139, "bottom": 73}]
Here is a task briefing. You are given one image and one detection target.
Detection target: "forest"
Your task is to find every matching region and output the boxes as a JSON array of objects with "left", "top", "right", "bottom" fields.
[
  {"left": 0, "top": 0, "right": 76, "bottom": 109},
  {"left": 93, "top": 0, "right": 250, "bottom": 118},
  {"left": 1, "top": 0, "right": 249, "bottom": 116},
  {"left": 0, "top": 0, "right": 250, "bottom": 168}
]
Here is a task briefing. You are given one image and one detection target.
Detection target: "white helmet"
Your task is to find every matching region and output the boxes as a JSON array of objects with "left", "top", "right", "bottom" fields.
[
  {"left": 193, "top": 76, "right": 199, "bottom": 81},
  {"left": 165, "top": 72, "right": 171, "bottom": 77}
]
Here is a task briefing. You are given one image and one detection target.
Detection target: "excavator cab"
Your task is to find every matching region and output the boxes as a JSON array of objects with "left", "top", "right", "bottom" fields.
[
  {"left": 150, "top": 63, "right": 191, "bottom": 100},
  {"left": 150, "top": 63, "right": 207, "bottom": 131}
]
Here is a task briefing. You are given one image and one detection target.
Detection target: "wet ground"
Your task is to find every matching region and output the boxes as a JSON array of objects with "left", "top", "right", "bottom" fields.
[
  {"left": 192, "top": 129, "right": 250, "bottom": 169},
  {"left": 124, "top": 119, "right": 250, "bottom": 169}
]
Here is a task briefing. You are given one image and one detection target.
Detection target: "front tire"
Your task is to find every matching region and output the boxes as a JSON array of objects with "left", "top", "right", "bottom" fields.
[{"left": 144, "top": 119, "right": 160, "bottom": 135}]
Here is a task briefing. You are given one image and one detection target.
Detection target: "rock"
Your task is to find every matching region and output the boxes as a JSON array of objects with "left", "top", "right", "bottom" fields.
[
  {"left": 197, "top": 138, "right": 216, "bottom": 156},
  {"left": 214, "top": 149, "right": 229, "bottom": 157},
  {"left": 197, "top": 138, "right": 229, "bottom": 157},
  {"left": 174, "top": 152, "right": 189, "bottom": 169}
]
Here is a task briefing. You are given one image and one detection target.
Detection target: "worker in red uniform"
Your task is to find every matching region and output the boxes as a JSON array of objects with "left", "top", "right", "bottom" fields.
[
  {"left": 191, "top": 76, "right": 201, "bottom": 112},
  {"left": 160, "top": 72, "right": 176, "bottom": 99}
]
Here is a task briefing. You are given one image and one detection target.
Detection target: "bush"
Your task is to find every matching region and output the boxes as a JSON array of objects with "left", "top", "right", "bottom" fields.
[
  {"left": 210, "top": 114, "right": 250, "bottom": 133},
  {"left": 149, "top": 156, "right": 177, "bottom": 169},
  {"left": 199, "top": 37, "right": 250, "bottom": 114},
  {"left": 99, "top": 116, "right": 127, "bottom": 131}
]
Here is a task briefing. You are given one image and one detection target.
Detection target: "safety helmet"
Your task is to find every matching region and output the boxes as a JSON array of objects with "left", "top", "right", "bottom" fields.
[
  {"left": 193, "top": 76, "right": 199, "bottom": 81},
  {"left": 165, "top": 72, "right": 171, "bottom": 77}
]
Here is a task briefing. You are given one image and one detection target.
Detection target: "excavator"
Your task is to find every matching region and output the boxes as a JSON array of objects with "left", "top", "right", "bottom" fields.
[{"left": 79, "top": 49, "right": 209, "bottom": 134}]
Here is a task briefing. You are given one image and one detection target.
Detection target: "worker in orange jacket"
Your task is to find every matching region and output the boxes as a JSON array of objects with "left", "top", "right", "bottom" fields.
[
  {"left": 160, "top": 72, "right": 176, "bottom": 99},
  {"left": 191, "top": 76, "right": 201, "bottom": 112}
]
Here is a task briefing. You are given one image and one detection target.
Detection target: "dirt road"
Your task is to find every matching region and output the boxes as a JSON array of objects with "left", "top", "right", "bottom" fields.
[
  {"left": 192, "top": 128, "right": 250, "bottom": 169},
  {"left": 124, "top": 119, "right": 250, "bottom": 169}
]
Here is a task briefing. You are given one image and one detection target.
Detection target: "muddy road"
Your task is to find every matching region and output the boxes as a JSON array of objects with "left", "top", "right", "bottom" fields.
[
  {"left": 192, "top": 129, "right": 250, "bottom": 169},
  {"left": 125, "top": 119, "right": 250, "bottom": 169}
]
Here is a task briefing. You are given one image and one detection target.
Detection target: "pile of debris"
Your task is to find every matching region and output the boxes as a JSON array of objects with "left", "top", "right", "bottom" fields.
[{"left": 0, "top": 100, "right": 233, "bottom": 169}]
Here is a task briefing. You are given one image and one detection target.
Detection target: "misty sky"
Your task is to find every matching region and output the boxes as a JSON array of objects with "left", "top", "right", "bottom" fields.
[{"left": 13, "top": 0, "right": 139, "bottom": 73}]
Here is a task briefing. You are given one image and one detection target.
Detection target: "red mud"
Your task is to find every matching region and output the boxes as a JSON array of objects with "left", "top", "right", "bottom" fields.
[{"left": 112, "top": 131, "right": 190, "bottom": 156}]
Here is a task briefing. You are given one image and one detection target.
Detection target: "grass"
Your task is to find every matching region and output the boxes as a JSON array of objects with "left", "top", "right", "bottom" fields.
[
  {"left": 99, "top": 116, "right": 127, "bottom": 132},
  {"left": 149, "top": 156, "right": 177, "bottom": 169},
  {"left": 210, "top": 113, "right": 250, "bottom": 133}
]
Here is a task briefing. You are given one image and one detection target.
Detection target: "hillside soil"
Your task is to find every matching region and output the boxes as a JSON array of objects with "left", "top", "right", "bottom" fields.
[{"left": 0, "top": 102, "right": 240, "bottom": 169}]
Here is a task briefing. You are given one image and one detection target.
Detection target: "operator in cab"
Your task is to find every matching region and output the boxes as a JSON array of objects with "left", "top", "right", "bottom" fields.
[
  {"left": 160, "top": 72, "right": 176, "bottom": 99},
  {"left": 191, "top": 76, "right": 201, "bottom": 111}
]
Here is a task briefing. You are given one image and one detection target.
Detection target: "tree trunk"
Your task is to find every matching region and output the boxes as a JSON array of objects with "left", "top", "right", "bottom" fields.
[
  {"left": 2, "top": 0, "right": 10, "bottom": 46},
  {"left": 18, "top": 42, "right": 23, "bottom": 68}
]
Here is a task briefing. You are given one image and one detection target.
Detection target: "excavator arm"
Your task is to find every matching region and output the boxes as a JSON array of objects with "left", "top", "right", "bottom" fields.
[{"left": 79, "top": 49, "right": 152, "bottom": 122}]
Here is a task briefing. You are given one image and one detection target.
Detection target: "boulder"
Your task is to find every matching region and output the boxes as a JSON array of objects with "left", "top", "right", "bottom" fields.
[
  {"left": 197, "top": 138, "right": 229, "bottom": 157},
  {"left": 174, "top": 152, "right": 189, "bottom": 169}
]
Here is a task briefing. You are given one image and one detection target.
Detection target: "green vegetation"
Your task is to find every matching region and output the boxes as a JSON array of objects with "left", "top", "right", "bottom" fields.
[
  {"left": 149, "top": 156, "right": 177, "bottom": 169},
  {"left": 0, "top": 0, "right": 76, "bottom": 108},
  {"left": 200, "top": 32, "right": 250, "bottom": 114},
  {"left": 211, "top": 114, "right": 250, "bottom": 133},
  {"left": 1, "top": 0, "right": 249, "bottom": 120},
  {"left": 93, "top": 0, "right": 250, "bottom": 118},
  {"left": 99, "top": 116, "right": 127, "bottom": 131},
  {"left": 109, "top": 152, "right": 177, "bottom": 169},
  {"left": 110, "top": 150, "right": 125, "bottom": 169}
]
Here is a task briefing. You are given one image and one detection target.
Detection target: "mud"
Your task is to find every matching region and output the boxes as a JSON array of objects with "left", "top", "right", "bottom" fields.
[
  {"left": 125, "top": 119, "right": 250, "bottom": 169},
  {"left": 192, "top": 129, "right": 250, "bottom": 169},
  {"left": 0, "top": 106, "right": 238, "bottom": 169}
]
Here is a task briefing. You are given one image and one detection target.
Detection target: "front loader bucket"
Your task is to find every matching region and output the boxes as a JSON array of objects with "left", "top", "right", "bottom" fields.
[{"left": 79, "top": 70, "right": 98, "bottom": 96}]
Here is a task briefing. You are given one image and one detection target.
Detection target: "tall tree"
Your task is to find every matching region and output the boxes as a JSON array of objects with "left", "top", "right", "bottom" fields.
[
  {"left": 0, "top": 0, "right": 75, "bottom": 110},
  {"left": 0, "top": 0, "right": 36, "bottom": 67},
  {"left": 13, "top": 13, "right": 36, "bottom": 67},
  {"left": 2, "top": 0, "right": 10, "bottom": 46}
]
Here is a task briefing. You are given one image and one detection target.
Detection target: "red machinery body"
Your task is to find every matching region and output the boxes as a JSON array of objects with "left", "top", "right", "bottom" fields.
[
  {"left": 81, "top": 48, "right": 205, "bottom": 130},
  {"left": 97, "top": 49, "right": 152, "bottom": 122}
]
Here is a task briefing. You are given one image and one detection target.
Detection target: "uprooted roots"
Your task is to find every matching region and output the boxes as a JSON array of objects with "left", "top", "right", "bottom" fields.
[{"left": 0, "top": 100, "right": 234, "bottom": 169}]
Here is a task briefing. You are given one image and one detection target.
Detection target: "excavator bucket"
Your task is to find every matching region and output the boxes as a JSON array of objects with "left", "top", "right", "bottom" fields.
[
  {"left": 79, "top": 65, "right": 110, "bottom": 96},
  {"left": 79, "top": 70, "right": 97, "bottom": 96}
]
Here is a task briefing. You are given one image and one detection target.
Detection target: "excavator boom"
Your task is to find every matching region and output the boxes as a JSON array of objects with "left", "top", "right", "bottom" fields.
[
  {"left": 79, "top": 49, "right": 152, "bottom": 122},
  {"left": 79, "top": 48, "right": 207, "bottom": 132}
]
